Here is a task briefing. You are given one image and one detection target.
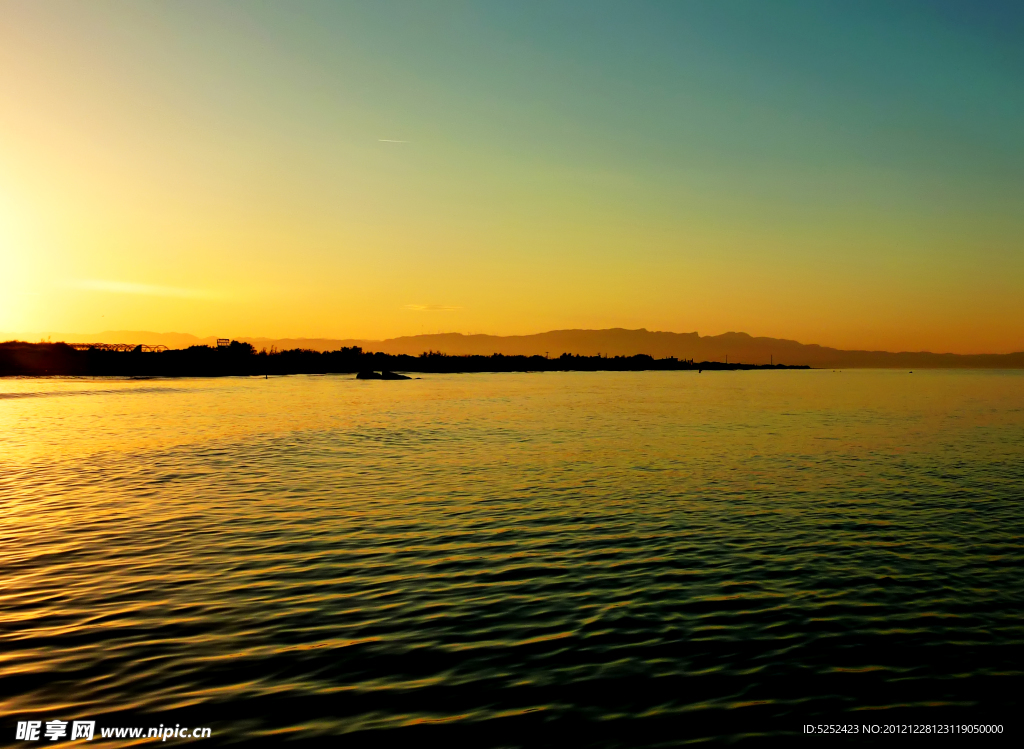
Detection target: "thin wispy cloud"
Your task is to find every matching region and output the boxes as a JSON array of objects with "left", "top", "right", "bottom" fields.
[
  {"left": 66, "top": 279, "right": 222, "bottom": 300},
  {"left": 378, "top": 139, "right": 409, "bottom": 143},
  {"left": 404, "top": 304, "right": 462, "bottom": 312}
]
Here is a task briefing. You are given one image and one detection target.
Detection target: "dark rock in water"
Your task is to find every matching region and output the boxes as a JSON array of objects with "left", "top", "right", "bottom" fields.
[{"left": 356, "top": 371, "right": 409, "bottom": 380}]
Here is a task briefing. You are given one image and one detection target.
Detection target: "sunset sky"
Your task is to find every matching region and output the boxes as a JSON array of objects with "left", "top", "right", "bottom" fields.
[{"left": 2, "top": 0, "right": 1022, "bottom": 353}]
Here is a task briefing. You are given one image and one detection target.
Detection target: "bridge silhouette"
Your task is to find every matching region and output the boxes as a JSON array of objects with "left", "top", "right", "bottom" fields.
[{"left": 68, "top": 343, "right": 169, "bottom": 353}]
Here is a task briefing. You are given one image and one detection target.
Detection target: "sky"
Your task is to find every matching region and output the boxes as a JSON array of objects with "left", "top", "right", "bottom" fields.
[{"left": 1, "top": 0, "right": 1022, "bottom": 353}]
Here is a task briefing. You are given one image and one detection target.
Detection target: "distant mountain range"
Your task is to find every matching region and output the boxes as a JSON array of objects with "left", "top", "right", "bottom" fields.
[{"left": 14, "top": 328, "right": 1024, "bottom": 368}]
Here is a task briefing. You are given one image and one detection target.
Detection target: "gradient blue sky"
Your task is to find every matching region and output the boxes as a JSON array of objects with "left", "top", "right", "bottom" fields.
[{"left": 1, "top": 1, "right": 1022, "bottom": 351}]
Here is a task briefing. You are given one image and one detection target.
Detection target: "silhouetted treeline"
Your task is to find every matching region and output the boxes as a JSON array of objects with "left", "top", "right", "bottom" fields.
[{"left": 0, "top": 341, "right": 809, "bottom": 377}]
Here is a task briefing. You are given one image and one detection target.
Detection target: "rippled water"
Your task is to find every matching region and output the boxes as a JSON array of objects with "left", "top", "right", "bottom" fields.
[{"left": 1, "top": 371, "right": 1022, "bottom": 745}]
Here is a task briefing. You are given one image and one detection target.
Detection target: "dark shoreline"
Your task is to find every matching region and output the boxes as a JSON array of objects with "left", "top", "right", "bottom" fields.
[{"left": 1, "top": 341, "right": 808, "bottom": 377}]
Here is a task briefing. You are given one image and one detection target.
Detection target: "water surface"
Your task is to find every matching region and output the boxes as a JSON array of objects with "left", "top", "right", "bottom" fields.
[{"left": 2, "top": 371, "right": 1022, "bottom": 744}]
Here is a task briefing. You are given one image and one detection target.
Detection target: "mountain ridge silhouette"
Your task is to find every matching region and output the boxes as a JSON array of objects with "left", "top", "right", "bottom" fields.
[{"left": 17, "top": 328, "right": 1024, "bottom": 368}]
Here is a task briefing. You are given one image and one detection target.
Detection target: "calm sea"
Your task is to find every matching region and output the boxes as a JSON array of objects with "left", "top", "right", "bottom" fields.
[{"left": 1, "top": 371, "right": 1022, "bottom": 745}]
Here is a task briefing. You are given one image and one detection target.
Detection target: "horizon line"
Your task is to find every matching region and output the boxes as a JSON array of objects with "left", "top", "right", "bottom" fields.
[{"left": 4, "top": 327, "right": 1023, "bottom": 358}]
